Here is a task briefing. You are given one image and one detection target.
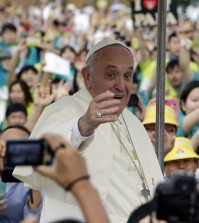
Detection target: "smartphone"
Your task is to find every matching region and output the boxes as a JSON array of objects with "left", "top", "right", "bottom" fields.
[
  {"left": 128, "top": 94, "right": 139, "bottom": 107},
  {"left": 26, "top": 37, "right": 41, "bottom": 47},
  {"left": 0, "top": 51, "right": 11, "bottom": 60},
  {"left": 5, "top": 139, "right": 54, "bottom": 167}
]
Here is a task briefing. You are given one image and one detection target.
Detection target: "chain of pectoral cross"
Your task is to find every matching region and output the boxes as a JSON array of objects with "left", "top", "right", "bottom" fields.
[{"left": 111, "top": 115, "right": 151, "bottom": 201}]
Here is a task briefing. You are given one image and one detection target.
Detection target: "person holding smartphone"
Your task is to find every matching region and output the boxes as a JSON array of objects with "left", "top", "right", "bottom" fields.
[
  {"left": 0, "top": 125, "right": 43, "bottom": 223},
  {"left": 18, "top": 132, "right": 110, "bottom": 223}
]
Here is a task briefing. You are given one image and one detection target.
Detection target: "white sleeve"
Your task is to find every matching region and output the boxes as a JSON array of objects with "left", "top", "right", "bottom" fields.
[{"left": 70, "top": 117, "right": 94, "bottom": 149}]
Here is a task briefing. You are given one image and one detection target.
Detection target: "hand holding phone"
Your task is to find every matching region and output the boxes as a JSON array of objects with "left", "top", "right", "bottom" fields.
[{"left": 5, "top": 139, "right": 54, "bottom": 167}]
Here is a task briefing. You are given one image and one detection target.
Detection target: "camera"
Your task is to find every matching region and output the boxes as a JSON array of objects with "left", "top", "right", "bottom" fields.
[
  {"left": 4, "top": 139, "right": 54, "bottom": 167},
  {"left": 128, "top": 94, "right": 139, "bottom": 108},
  {"left": 154, "top": 171, "right": 199, "bottom": 222}
]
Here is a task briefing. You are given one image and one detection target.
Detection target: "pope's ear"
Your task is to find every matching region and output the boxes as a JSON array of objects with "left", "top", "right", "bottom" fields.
[{"left": 81, "top": 67, "right": 92, "bottom": 90}]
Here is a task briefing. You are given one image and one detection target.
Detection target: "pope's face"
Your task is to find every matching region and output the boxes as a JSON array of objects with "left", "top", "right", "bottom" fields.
[{"left": 84, "top": 45, "right": 134, "bottom": 115}]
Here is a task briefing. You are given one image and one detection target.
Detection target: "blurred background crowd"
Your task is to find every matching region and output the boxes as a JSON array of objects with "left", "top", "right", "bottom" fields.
[
  {"left": 0, "top": 0, "right": 198, "bottom": 130},
  {"left": 1, "top": 0, "right": 199, "bottom": 222},
  {"left": 0, "top": 0, "right": 199, "bottom": 146}
]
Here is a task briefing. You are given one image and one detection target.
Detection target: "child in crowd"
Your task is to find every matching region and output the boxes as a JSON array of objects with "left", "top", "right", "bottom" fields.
[
  {"left": 164, "top": 137, "right": 199, "bottom": 179},
  {"left": 177, "top": 81, "right": 199, "bottom": 151}
]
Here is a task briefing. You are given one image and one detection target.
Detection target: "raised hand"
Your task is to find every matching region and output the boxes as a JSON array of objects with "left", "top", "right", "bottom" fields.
[
  {"left": 78, "top": 90, "right": 121, "bottom": 136},
  {"left": 33, "top": 80, "right": 55, "bottom": 107},
  {"left": 17, "top": 38, "right": 27, "bottom": 53},
  {"left": 52, "top": 80, "right": 70, "bottom": 101},
  {"left": 36, "top": 133, "right": 88, "bottom": 189}
]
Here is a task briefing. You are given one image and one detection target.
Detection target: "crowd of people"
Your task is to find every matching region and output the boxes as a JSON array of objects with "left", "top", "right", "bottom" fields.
[{"left": 1, "top": 0, "right": 199, "bottom": 222}]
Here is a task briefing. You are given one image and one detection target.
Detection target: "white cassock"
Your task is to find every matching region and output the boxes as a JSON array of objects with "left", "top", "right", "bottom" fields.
[{"left": 13, "top": 87, "right": 163, "bottom": 223}]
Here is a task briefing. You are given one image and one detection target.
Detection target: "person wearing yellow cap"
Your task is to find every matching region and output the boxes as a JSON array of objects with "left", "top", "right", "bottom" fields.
[
  {"left": 143, "top": 104, "right": 178, "bottom": 155},
  {"left": 164, "top": 137, "right": 199, "bottom": 179}
]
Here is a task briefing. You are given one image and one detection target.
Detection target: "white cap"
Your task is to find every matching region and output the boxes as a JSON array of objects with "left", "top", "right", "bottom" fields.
[{"left": 86, "top": 38, "right": 130, "bottom": 63}]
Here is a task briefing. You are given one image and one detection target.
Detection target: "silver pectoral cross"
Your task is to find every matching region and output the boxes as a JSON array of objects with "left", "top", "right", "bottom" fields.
[{"left": 140, "top": 182, "right": 150, "bottom": 201}]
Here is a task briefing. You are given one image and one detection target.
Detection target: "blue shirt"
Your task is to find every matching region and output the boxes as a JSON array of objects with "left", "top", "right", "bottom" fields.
[
  {"left": 176, "top": 110, "right": 199, "bottom": 138},
  {"left": 193, "top": 71, "right": 199, "bottom": 81},
  {"left": 0, "top": 41, "right": 18, "bottom": 87},
  {"left": 0, "top": 42, "right": 10, "bottom": 87},
  {"left": 0, "top": 62, "right": 8, "bottom": 87},
  {"left": 25, "top": 46, "right": 40, "bottom": 66},
  {"left": 0, "top": 183, "right": 43, "bottom": 223},
  {"left": 0, "top": 42, "right": 10, "bottom": 51}
]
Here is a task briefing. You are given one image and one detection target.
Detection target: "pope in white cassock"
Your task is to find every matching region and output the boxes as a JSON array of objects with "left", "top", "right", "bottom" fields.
[{"left": 14, "top": 39, "right": 163, "bottom": 223}]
